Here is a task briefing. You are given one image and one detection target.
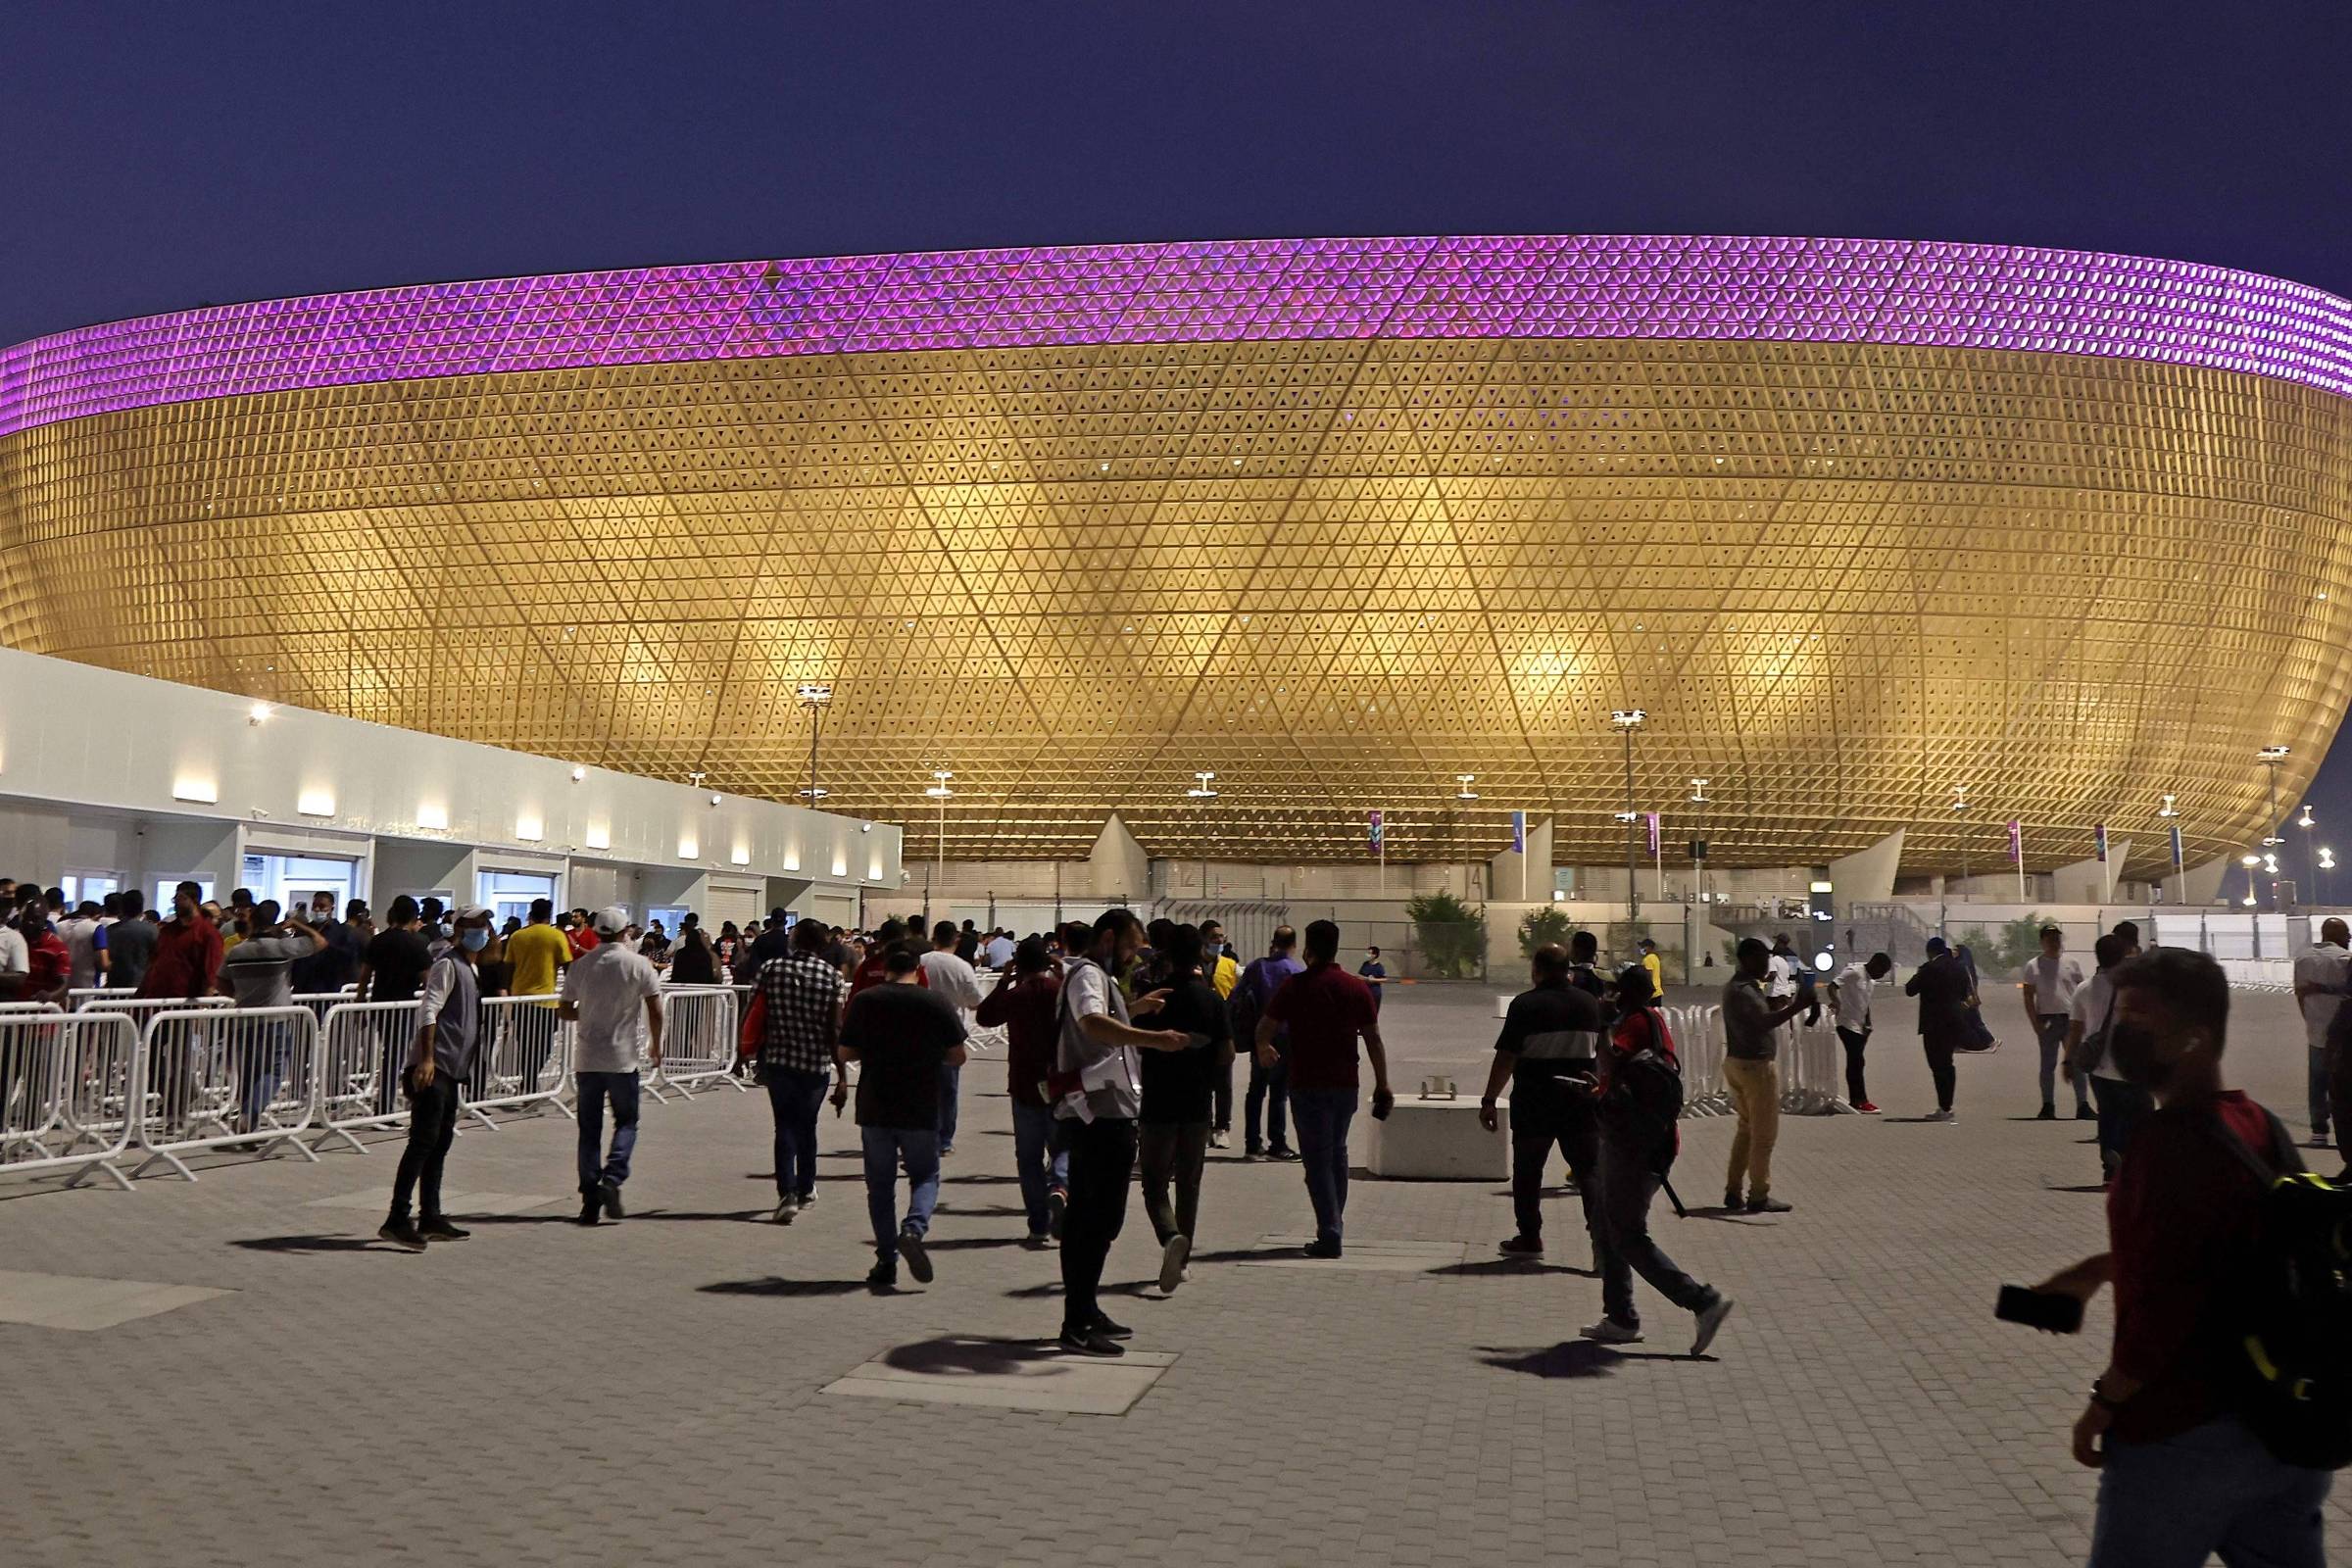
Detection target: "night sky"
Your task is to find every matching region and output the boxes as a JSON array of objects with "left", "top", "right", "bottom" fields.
[{"left": 8, "top": 2, "right": 2351, "bottom": 837}]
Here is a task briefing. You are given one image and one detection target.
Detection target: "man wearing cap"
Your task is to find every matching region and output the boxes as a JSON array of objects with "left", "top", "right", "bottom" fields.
[
  {"left": 380, "top": 905, "right": 494, "bottom": 1251},
  {"left": 559, "top": 906, "right": 665, "bottom": 1226}
]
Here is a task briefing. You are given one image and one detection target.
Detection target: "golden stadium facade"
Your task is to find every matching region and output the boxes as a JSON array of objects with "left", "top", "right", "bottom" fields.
[{"left": 2, "top": 234, "right": 2349, "bottom": 871}]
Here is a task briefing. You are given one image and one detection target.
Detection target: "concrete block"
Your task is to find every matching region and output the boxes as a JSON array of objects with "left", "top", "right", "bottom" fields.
[{"left": 1364, "top": 1094, "right": 1508, "bottom": 1180}]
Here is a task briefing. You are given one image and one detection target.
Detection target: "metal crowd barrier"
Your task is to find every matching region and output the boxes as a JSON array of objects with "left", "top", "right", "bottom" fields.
[
  {"left": 465, "top": 995, "right": 574, "bottom": 1128},
  {"left": 645, "top": 986, "right": 741, "bottom": 1102},
  {"left": 84, "top": 995, "right": 232, "bottom": 1024},
  {"left": 0, "top": 1010, "right": 143, "bottom": 1190},
  {"left": 1780, "top": 1015, "right": 1851, "bottom": 1115},
  {"left": 131, "top": 1005, "right": 321, "bottom": 1181},
  {"left": 67, "top": 986, "right": 135, "bottom": 1011},
  {"left": 312, "top": 1000, "right": 420, "bottom": 1152},
  {"left": 0, "top": 1001, "right": 65, "bottom": 1016},
  {"left": 1666, "top": 1004, "right": 1731, "bottom": 1117}
]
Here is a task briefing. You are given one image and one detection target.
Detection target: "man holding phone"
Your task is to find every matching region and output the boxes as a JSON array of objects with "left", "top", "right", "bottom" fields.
[{"left": 2029, "top": 948, "right": 2329, "bottom": 1565}]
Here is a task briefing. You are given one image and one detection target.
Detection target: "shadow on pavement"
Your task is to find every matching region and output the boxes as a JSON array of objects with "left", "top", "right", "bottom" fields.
[
  {"left": 879, "top": 1336, "right": 1081, "bottom": 1377},
  {"left": 699, "top": 1277, "right": 870, "bottom": 1298},
  {"left": 1429, "top": 1257, "right": 1598, "bottom": 1279},
  {"left": 1481, "top": 1341, "right": 1713, "bottom": 1376},
  {"left": 230, "top": 1234, "right": 402, "bottom": 1253}
]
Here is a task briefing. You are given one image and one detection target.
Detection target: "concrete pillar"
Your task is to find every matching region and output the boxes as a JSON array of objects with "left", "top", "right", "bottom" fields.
[
  {"left": 1089, "top": 812, "right": 1149, "bottom": 904},
  {"left": 1487, "top": 814, "right": 1553, "bottom": 905},
  {"left": 2179, "top": 856, "right": 2231, "bottom": 906},
  {"left": 1827, "top": 827, "right": 1905, "bottom": 905},
  {"left": 2051, "top": 839, "right": 2132, "bottom": 906}
]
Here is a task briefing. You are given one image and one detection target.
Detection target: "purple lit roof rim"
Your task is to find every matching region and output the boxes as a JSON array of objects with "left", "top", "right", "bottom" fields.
[{"left": 4, "top": 232, "right": 2351, "bottom": 443}]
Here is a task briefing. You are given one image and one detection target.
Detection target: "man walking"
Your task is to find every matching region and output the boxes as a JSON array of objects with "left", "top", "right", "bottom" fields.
[
  {"left": 976, "top": 937, "right": 1065, "bottom": 1246},
  {"left": 1052, "top": 910, "right": 1190, "bottom": 1353},
  {"left": 1721, "top": 937, "right": 1815, "bottom": 1212},
  {"left": 1199, "top": 919, "right": 1240, "bottom": 1148},
  {"left": 841, "top": 945, "right": 967, "bottom": 1291},
  {"left": 1826, "top": 951, "right": 1891, "bottom": 1113},
  {"left": 1257, "top": 919, "right": 1394, "bottom": 1259},
  {"left": 1904, "top": 937, "right": 1975, "bottom": 1122},
  {"left": 2291, "top": 916, "right": 2350, "bottom": 1149},
  {"left": 218, "top": 900, "right": 327, "bottom": 1136},
  {"left": 1357, "top": 945, "right": 1388, "bottom": 1011},
  {"left": 379, "top": 905, "right": 494, "bottom": 1251},
  {"left": 919, "top": 920, "right": 985, "bottom": 1155},
  {"left": 2033, "top": 948, "right": 2331, "bottom": 1565},
  {"left": 2021, "top": 925, "right": 2091, "bottom": 1121},
  {"left": 1479, "top": 943, "right": 1603, "bottom": 1258},
  {"left": 1582, "top": 964, "right": 1737, "bottom": 1353},
  {"left": 753, "top": 918, "right": 849, "bottom": 1222},
  {"left": 559, "top": 906, "right": 663, "bottom": 1226},
  {"left": 1235, "top": 926, "right": 1304, "bottom": 1160},
  {"left": 2066, "top": 933, "right": 2151, "bottom": 1183},
  {"left": 1133, "top": 923, "right": 1230, "bottom": 1293}
]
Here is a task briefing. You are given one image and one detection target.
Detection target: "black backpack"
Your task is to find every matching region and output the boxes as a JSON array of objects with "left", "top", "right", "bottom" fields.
[
  {"left": 1601, "top": 1007, "right": 1684, "bottom": 1161},
  {"left": 2207, "top": 1110, "right": 2352, "bottom": 1469}
]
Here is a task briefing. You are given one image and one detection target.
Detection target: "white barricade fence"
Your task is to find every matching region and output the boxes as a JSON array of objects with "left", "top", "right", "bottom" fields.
[
  {"left": 313, "top": 1000, "right": 421, "bottom": 1152},
  {"left": 464, "top": 995, "right": 573, "bottom": 1128},
  {"left": 0, "top": 1009, "right": 143, "bottom": 1190},
  {"left": 67, "top": 987, "right": 135, "bottom": 1011},
  {"left": 1668, "top": 1004, "right": 1730, "bottom": 1116},
  {"left": 290, "top": 990, "right": 358, "bottom": 1027},
  {"left": 1780, "top": 1014, "right": 1851, "bottom": 1114},
  {"left": 0, "top": 1001, "right": 65, "bottom": 1015},
  {"left": 131, "top": 1005, "right": 321, "bottom": 1181},
  {"left": 84, "top": 995, "right": 232, "bottom": 1025},
  {"left": 645, "top": 986, "right": 741, "bottom": 1102},
  {"left": 2219, "top": 957, "right": 2295, "bottom": 994}
]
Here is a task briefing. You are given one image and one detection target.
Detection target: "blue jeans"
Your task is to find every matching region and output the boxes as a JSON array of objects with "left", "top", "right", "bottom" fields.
[
  {"left": 237, "top": 1020, "right": 294, "bottom": 1134},
  {"left": 2090, "top": 1074, "right": 2154, "bottom": 1178},
  {"left": 575, "top": 1070, "right": 641, "bottom": 1195},
  {"left": 1246, "top": 1052, "right": 1289, "bottom": 1151},
  {"left": 1011, "top": 1101, "right": 1068, "bottom": 1236},
  {"left": 1290, "top": 1088, "right": 1357, "bottom": 1244},
  {"left": 762, "top": 1067, "right": 828, "bottom": 1200},
  {"left": 938, "top": 1061, "right": 961, "bottom": 1149},
  {"left": 2091, "top": 1414, "right": 2330, "bottom": 1567},
  {"left": 860, "top": 1126, "right": 940, "bottom": 1268},
  {"left": 2035, "top": 1013, "right": 2090, "bottom": 1111}
]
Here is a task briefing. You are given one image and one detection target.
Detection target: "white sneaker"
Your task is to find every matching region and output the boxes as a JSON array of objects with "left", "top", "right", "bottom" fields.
[
  {"left": 1692, "top": 1293, "right": 1737, "bottom": 1355},
  {"left": 1926, "top": 1108, "right": 1955, "bottom": 1123},
  {"left": 772, "top": 1197, "right": 799, "bottom": 1224},
  {"left": 1580, "top": 1317, "right": 1643, "bottom": 1345},
  {"left": 1209, "top": 1129, "right": 1230, "bottom": 1151}
]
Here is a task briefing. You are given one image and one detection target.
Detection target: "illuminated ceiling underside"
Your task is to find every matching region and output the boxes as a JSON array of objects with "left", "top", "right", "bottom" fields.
[{"left": 3, "top": 235, "right": 2350, "bottom": 870}]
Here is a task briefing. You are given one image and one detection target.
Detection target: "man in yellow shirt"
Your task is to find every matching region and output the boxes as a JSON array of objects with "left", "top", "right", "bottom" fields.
[
  {"left": 506, "top": 898, "right": 574, "bottom": 1091},
  {"left": 1639, "top": 938, "right": 1666, "bottom": 1001},
  {"left": 1201, "top": 919, "right": 1240, "bottom": 1147}
]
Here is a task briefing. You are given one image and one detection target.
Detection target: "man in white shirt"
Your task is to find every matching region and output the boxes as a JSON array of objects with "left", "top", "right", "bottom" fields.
[
  {"left": 2292, "top": 917, "right": 2352, "bottom": 1150},
  {"left": 2019, "top": 926, "right": 2090, "bottom": 1122},
  {"left": 1825, "top": 952, "right": 1891, "bottom": 1112},
  {"left": 984, "top": 929, "right": 1015, "bottom": 971},
  {"left": 919, "top": 920, "right": 986, "bottom": 1155},
  {"left": 559, "top": 906, "right": 664, "bottom": 1225},
  {"left": 57, "top": 902, "right": 110, "bottom": 992}
]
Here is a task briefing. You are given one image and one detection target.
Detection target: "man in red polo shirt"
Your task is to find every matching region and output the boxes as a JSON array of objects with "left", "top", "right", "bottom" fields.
[
  {"left": 136, "top": 880, "right": 224, "bottom": 1002},
  {"left": 849, "top": 919, "right": 929, "bottom": 997},
  {"left": 1257, "top": 918, "right": 1393, "bottom": 1258},
  {"left": 2034, "top": 947, "right": 2332, "bottom": 1566}
]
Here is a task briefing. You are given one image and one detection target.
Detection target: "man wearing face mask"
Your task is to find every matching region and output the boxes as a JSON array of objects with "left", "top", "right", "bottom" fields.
[
  {"left": 2033, "top": 948, "right": 2330, "bottom": 1565},
  {"left": 380, "top": 905, "right": 495, "bottom": 1251}
]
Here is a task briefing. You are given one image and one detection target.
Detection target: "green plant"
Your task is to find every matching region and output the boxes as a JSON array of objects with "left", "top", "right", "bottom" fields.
[
  {"left": 1517, "top": 906, "right": 1572, "bottom": 957},
  {"left": 1405, "top": 890, "right": 1488, "bottom": 980},
  {"left": 1953, "top": 913, "right": 2045, "bottom": 977}
]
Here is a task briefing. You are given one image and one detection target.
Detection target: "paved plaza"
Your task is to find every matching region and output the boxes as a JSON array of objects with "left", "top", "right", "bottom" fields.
[{"left": 0, "top": 981, "right": 2339, "bottom": 1566}]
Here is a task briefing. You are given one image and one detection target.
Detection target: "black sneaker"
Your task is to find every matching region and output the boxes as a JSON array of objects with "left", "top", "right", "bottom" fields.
[
  {"left": 376, "top": 1219, "right": 428, "bottom": 1252},
  {"left": 1266, "top": 1145, "right": 1300, "bottom": 1162},
  {"left": 417, "top": 1217, "right": 471, "bottom": 1242},
  {"left": 597, "top": 1178, "right": 625, "bottom": 1220},
  {"left": 2034, "top": 1106, "right": 2057, "bottom": 1121},
  {"left": 865, "top": 1263, "right": 898, "bottom": 1292},
  {"left": 1047, "top": 1189, "right": 1068, "bottom": 1240},
  {"left": 1058, "top": 1327, "right": 1124, "bottom": 1357},
  {"left": 1302, "top": 1238, "right": 1343, "bottom": 1259},
  {"left": 575, "top": 1196, "right": 601, "bottom": 1226},
  {"left": 2075, "top": 1106, "right": 2097, "bottom": 1122},
  {"left": 1723, "top": 1191, "right": 1742, "bottom": 1211},
  {"left": 1746, "top": 1195, "right": 1793, "bottom": 1214},
  {"left": 897, "top": 1228, "right": 934, "bottom": 1284},
  {"left": 1497, "top": 1234, "right": 1544, "bottom": 1257},
  {"left": 1089, "top": 1312, "right": 1135, "bottom": 1340},
  {"left": 1157, "top": 1233, "right": 1191, "bottom": 1294},
  {"left": 1244, "top": 1143, "right": 1264, "bottom": 1161}
]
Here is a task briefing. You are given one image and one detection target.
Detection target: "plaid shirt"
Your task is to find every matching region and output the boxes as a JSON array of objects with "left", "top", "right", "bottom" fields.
[{"left": 758, "top": 952, "right": 848, "bottom": 1075}]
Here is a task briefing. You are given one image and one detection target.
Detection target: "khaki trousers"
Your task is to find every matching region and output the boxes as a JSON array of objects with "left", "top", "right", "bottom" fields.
[{"left": 1723, "top": 1055, "right": 1781, "bottom": 1200}]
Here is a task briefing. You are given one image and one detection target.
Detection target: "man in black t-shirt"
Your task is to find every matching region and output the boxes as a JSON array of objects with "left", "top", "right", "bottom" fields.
[
  {"left": 1480, "top": 943, "right": 1605, "bottom": 1259},
  {"left": 841, "top": 945, "right": 966, "bottom": 1291},
  {"left": 1567, "top": 929, "right": 1608, "bottom": 1000},
  {"left": 357, "top": 896, "right": 433, "bottom": 1113},
  {"left": 1132, "top": 923, "right": 1232, "bottom": 1295}
]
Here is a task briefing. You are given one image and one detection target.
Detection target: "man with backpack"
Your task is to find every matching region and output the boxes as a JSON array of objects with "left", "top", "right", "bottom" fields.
[
  {"left": 1232, "top": 927, "right": 1304, "bottom": 1160},
  {"left": 1582, "top": 964, "right": 1735, "bottom": 1353},
  {"left": 2033, "top": 947, "right": 2334, "bottom": 1565}
]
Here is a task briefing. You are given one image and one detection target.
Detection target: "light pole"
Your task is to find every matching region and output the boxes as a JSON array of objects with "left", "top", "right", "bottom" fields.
[
  {"left": 1690, "top": 778, "right": 1709, "bottom": 908},
  {"left": 924, "top": 770, "right": 953, "bottom": 922},
  {"left": 1454, "top": 774, "right": 1479, "bottom": 901},
  {"left": 796, "top": 683, "right": 833, "bottom": 804},
  {"left": 2322, "top": 846, "right": 2336, "bottom": 907},
  {"left": 1611, "top": 710, "right": 1644, "bottom": 920},
  {"left": 2298, "top": 802, "right": 2317, "bottom": 908},
  {"left": 2157, "top": 793, "right": 2180, "bottom": 903},
  {"left": 2257, "top": 746, "right": 2290, "bottom": 896},
  {"left": 1950, "top": 785, "right": 1969, "bottom": 898},
  {"left": 1188, "top": 771, "right": 1217, "bottom": 899}
]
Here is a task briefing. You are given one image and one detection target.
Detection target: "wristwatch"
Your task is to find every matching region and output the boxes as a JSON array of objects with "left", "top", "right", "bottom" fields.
[{"left": 2089, "top": 1377, "right": 2125, "bottom": 1411}]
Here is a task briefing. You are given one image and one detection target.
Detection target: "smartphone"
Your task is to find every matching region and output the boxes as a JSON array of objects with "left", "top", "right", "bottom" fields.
[{"left": 1994, "top": 1284, "right": 2083, "bottom": 1334}]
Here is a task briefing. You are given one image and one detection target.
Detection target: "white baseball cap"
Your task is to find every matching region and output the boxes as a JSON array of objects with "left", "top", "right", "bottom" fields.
[
  {"left": 455, "top": 904, "right": 495, "bottom": 922},
  {"left": 594, "top": 905, "right": 630, "bottom": 935}
]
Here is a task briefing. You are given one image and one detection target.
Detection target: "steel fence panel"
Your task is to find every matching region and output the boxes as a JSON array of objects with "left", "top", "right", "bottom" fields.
[
  {"left": 130, "top": 1006, "right": 320, "bottom": 1181},
  {"left": 465, "top": 996, "right": 572, "bottom": 1128},
  {"left": 0, "top": 1011, "right": 142, "bottom": 1189},
  {"left": 646, "top": 987, "right": 740, "bottom": 1102},
  {"left": 312, "top": 1000, "right": 421, "bottom": 1152}
]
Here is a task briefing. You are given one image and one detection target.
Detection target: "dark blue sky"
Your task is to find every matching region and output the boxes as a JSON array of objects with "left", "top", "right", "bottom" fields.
[{"left": 8, "top": 1, "right": 2352, "bottom": 836}]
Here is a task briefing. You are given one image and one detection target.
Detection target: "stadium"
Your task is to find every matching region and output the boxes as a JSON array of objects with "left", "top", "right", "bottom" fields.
[{"left": 3, "top": 234, "right": 2349, "bottom": 877}]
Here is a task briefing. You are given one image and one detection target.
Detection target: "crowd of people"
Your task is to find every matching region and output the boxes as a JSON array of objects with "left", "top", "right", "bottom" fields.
[{"left": 3, "top": 869, "right": 2342, "bottom": 1557}]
